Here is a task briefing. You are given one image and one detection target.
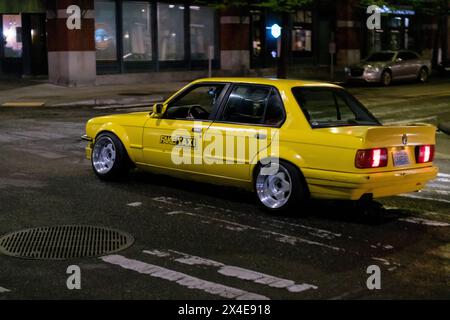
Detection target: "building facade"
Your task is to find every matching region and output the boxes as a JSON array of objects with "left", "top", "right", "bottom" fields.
[{"left": 0, "top": 0, "right": 448, "bottom": 86}]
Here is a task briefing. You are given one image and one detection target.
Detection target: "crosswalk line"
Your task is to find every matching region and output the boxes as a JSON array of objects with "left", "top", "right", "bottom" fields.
[
  {"left": 398, "top": 171, "right": 450, "bottom": 204},
  {"left": 399, "top": 193, "right": 450, "bottom": 204},
  {"left": 0, "top": 287, "right": 11, "bottom": 293},
  {"left": 143, "top": 249, "right": 318, "bottom": 293},
  {"left": 426, "top": 183, "right": 450, "bottom": 191},
  {"left": 101, "top": 254, "right": 269, "bottom": 300}
]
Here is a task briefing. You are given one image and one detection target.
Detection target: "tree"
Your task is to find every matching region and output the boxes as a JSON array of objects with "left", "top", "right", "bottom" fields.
[{"left": 195, "top": 0, "right": 313, "bottom": 78}]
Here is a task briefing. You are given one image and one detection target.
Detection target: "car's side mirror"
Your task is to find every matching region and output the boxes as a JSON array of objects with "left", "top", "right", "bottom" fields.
[{"left": 152, "top": 103, "right": 163, "bottom": 115}]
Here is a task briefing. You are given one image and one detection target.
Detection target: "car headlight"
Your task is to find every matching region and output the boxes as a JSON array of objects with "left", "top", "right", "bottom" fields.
[
  {"left": 365, "top": 66, "right": 380, "bottom": 73},
  {"left": 344, "top": 67, "right": 350, "bottom": 73}
]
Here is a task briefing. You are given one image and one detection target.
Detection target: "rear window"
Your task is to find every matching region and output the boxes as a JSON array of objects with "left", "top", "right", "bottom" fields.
[{"left": 292, "top": 87, "right": 381, "bottom": 128}]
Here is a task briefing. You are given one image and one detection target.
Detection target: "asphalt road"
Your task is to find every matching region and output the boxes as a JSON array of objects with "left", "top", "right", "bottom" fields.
[{"left": 0, "top": 80, "right": 449, "bottom": 300}]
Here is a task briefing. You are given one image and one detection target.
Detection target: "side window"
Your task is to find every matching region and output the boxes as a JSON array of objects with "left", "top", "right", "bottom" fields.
[
  {"left": 398, "top": 52, "right": 416, "bottom": 61},
  {"left": 264, "top": 90, "right": 285, "bottom": 126},
  {"left": 165, "top": 84, "right": 225, "bottom": 120},
  {"left": 397, "top": 52, "right": 406, "bottom": 61},
  {"left": 406, "top": 52, "right": 419, "bottom": 60},
  {"left": 220, "top": 85, "right": 285, "bottom": 126}
]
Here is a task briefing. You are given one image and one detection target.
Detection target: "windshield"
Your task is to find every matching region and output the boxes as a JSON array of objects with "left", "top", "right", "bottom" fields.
[
  {"left": 365, "top": 52, "right": 395, "bottom": 62},
  {"left": 292, "top": 87, "right": 381, "bottom": 128}
]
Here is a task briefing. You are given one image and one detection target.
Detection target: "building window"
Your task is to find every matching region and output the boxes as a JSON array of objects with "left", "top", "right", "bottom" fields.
[
  {"left": 251, "top": 12, "right": 262, "bottom": 58},
  {"left": 190, "top": 5, "right": 216, "bottom": 60},
  {"left": 95, "top": 0, "right": 117, "bottom": 61},
  {"left": 122, "top": 2, "right": 152, "bottom": 61},
  {"left": 3, "top": 15, "right": 22, "bottom": 58},
  {"left": 158, "top": 3, "right": 185, "bottom": 61},
  {"left": 291, "top": 10, "right": 312, "bottom": 53}
]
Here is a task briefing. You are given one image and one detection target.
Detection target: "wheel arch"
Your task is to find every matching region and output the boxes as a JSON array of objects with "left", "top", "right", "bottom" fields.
[
  {"left": 251, "top": 153, "right": 310, "bottom": 197},
  {"left": 94, "top": 123, "right": 135, "bottom": 163},
  {"left": 382, "top": 68, "right": 392, "bottom": 76}
]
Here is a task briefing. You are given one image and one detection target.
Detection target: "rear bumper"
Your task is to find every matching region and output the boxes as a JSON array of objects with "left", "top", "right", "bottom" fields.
[{"left": 303, "top": 166, "right": 439, "bottom": 200}]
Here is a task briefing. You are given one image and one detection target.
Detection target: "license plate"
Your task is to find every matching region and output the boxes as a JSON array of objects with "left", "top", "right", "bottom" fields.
[{"left": 393, "top": 150, "right": 410, "bottom": 167}]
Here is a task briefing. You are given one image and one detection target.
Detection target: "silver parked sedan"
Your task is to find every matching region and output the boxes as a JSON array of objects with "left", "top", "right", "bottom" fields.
[{"left": 345, "top": 50, "right": 431, "bottom": 86}]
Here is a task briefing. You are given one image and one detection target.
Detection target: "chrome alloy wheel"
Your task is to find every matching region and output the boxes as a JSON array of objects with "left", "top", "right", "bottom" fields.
[
  {"left": 92, "top": 136, "right": 116, "bottom": 174},
  {"left": 256, "top": 164, "right": 292, "bottom": 209}
]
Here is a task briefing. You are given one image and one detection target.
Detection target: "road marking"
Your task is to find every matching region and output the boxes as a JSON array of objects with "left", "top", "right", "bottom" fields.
[
  {"left": 426, "top": 183, "right": 450, "bottom": 191},
  {"left": 399, "top": 193, "right": 450, "bottom": 204},
  {"left": 438, "top": 173, "right": 450, "bottom": 178},
  {"left": 127, "top": 202, "right": 142, "bottom": 207},
  {"left": 398, "top": 217, "right": 449, "bottom": 227},
  {"left": 143, "top": 249, "right": 318, "bottom": 293},
  {"left": 383, "top": 206, "right": 441, "bottom": 217},
  {"left": 2, "top": 101, "right": 45, "bottom": 107},
  {"left": 434, "top": 190, "right": 450, "bottom": 196},
  {"left": 164, "top": 210, "right": 344, "bottom": 252},
  {"left": 101, "top": 255, "right": 269, "bottom": 300},
  {"left": 0, "top": 287, "right": 11, "bottom": 293},
  {"left": 371, "top": 257, "right": 401, "bottom": 270},
  {"left": 152, "top": 196, "right": 342, "bottom": 240}
]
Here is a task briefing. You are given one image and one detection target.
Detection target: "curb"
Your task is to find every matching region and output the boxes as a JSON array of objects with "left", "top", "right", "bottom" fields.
[{"left": 46, "top": 95, "right": 165, "bottom": 108}]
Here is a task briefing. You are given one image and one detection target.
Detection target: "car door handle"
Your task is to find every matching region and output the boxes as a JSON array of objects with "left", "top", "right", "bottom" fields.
[
  {"left": 255, "top": 133, "right": 267, "bottom": 139},
  {"left": 192, "top": 127, "right": 202, "bottom": 133}
]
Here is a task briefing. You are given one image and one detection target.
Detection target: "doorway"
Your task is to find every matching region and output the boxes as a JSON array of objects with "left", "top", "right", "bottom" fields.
[
  {"left": 22, "top": 13, "right": 48, "bottom": 75},
  {"left": 0, "top": 13, "right": 47, "bottom": 76}
]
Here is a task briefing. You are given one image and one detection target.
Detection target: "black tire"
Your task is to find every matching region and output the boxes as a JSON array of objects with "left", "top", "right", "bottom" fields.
[
  {"left": 254, "top": 160, "right": 308, "bottom": 214},
  {"left": 417, "top": 67, "right": 429, "bottom": 83},
  {"left": 380, "top": 70, "right": 392, "bottom": 86},
  {"left": 91, "top": 132, "right": 131, "bottom": 180}
]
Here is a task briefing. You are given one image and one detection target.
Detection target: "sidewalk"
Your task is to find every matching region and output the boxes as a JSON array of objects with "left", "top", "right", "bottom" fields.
[
  {"left": 1, "top": 70, "right": 447, "bottom": 110},
  {"left": 0, "top": 81, "right": 187, "bottom": 109}
]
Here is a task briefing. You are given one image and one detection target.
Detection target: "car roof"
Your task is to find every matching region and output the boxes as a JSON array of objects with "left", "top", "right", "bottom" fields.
[{"left": 191, "top": 77, "right": 341, "bottom": 89}]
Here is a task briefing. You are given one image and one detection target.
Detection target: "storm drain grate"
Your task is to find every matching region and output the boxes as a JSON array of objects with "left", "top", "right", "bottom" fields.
[{"left": 0, "top": 225, "right": 134, "bottom": 260}]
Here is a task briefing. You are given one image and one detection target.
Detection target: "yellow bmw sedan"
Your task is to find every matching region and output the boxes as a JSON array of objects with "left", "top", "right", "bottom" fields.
[{"left": 82, "top": 78, "right": 438, "bottom": 212}]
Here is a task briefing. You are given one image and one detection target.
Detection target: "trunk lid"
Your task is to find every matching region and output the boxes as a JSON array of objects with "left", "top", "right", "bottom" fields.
[
  {"left": 363, "top": 125, "right": 436, "bottom": 148},
  {"left": 314, "top": 124, "right": 436, "bottom": 172}
]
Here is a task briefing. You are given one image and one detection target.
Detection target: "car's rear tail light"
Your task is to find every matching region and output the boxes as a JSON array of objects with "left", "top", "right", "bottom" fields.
[
  {"left": 355, "top": 148, "right": 388, "bottom": 168},
  {"left": 415, "top": 145, "right": 435, "bottom": 163}
]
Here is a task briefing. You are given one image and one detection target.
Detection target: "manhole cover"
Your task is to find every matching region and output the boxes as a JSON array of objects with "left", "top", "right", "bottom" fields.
[{"left": 0, "top": 225, "right": 134, "bottom": 260}]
